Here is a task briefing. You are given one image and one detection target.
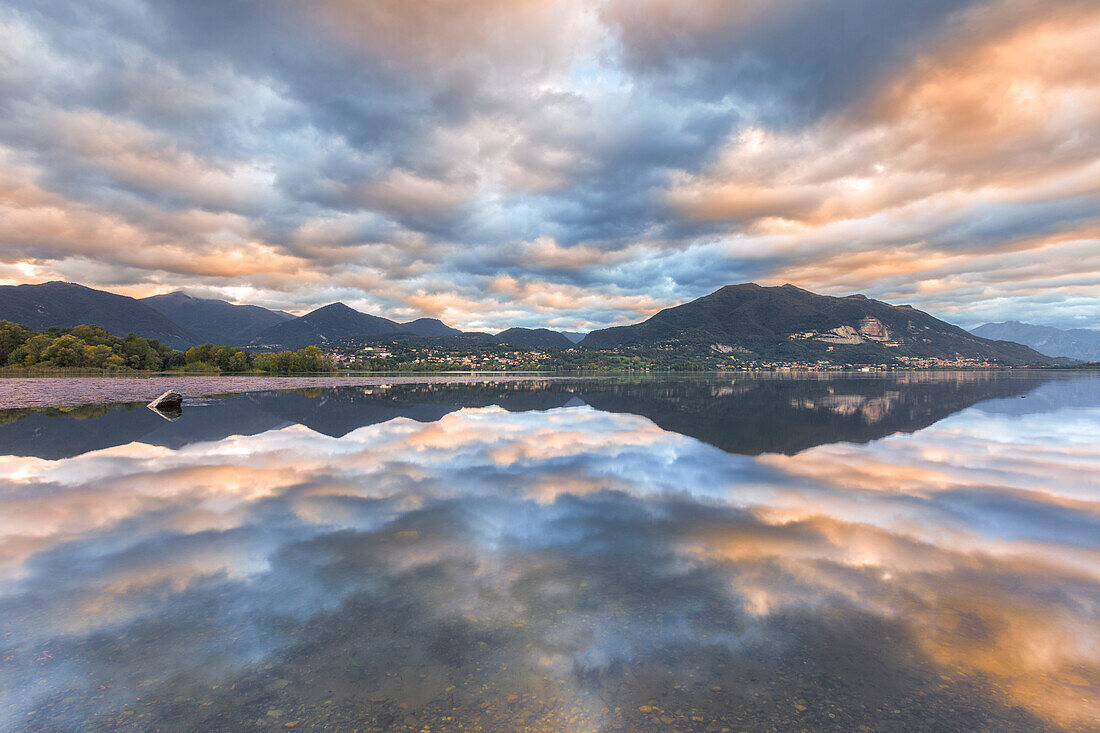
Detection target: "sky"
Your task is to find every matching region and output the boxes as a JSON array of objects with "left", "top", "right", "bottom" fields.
[{"left": 0, "top": 0, "right": 1097, "bottom": 331}]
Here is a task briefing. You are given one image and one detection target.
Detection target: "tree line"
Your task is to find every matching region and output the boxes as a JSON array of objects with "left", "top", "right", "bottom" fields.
[{"left": 0, "top": 321, "right": 334, "bottom": 373}]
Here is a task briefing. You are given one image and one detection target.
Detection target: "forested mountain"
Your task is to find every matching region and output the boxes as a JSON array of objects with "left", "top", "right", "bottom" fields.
[
  {"left": 0, "top": 282, "right": 194, "bottom": 348},
  {"left": 580, "top": 283, "right": 1053, "bottom": 365},
  {"left": 399, "top": 318, "right": 463, "bottom": 337},
  {"left": 496, "top": 328, "right": 575, "bottom": 348},
  {"left": 248, "top": 303, "right": 403, "bottom": 349},
  {"left": 141, "top": 291, "right": 293, "bottom": 345},
  {"left": 0, "top": 281, "right": 1065, "bottom": 366},
  {"left": 249, "top": 303, "right": 467, "bottom": 349}
]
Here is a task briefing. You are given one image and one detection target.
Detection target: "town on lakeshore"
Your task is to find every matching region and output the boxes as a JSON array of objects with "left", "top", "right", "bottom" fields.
[
  {"left": 322, "top": 339, "right": 1010, "bottom": 372},
  {"left": 0, "top": 281, "right": 1093, "bottom": 374}
]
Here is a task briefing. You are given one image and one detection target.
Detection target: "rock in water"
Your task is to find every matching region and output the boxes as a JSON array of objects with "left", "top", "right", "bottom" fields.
[
  {"left": 149, "top": 403, "right": 182, "bottom": 421},
  {"left": 148, "top": 390, "right": 183, "bottom": 410}
]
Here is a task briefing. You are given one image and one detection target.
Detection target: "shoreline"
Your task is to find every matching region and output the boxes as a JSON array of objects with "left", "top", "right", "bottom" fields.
[
  {"left": 0, "top": 369, "right": 1089, "bottom": 410},
  {"left": 0, "top": 374, "right": 574, "bottom": 410}
]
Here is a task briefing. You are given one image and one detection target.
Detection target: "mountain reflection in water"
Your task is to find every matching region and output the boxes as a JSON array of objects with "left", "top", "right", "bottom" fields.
[{"left": 0, "top": 373, "right": 1097, "bottom": 732}]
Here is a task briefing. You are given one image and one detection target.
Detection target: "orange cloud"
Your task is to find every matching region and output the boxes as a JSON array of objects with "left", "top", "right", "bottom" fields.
[{"left": 666, "top": 2, "right": 1100, "bottom": 227}]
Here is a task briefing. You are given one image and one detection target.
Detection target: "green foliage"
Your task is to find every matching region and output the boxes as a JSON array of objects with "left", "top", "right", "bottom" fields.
[
  {"left": 0, "top": 321, "right": 332, "bottom": 373},
  {"left": 184, "top": 343, "right": 256, "bottom": 371},
  {"left": 2, "top": 322, "right": 176, "bottom": 371},
  {"left": 0, "top": 321, "right": 32, "bottom": 363},
  {"left": 253, "top": 345, "right": 334, "bottom": 373}
]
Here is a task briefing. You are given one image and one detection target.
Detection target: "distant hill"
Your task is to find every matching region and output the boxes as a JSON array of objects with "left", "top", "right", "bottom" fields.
[
  {"left": 580, "top": 283, "right": 1053, "bottom": 365},
  {"left": 0, "top": 282, "right": 465, "bottom": 351},
  {"left": 141, "top": 291, "right": 293, "bottom": 345},
  {"left": 495, "top": 327, "right": 575, "bottom": 349},
  {"left": 249, "top": 303, "right": 403, "bottom": 349},
  {"left": 0, "top": 280, "right": 1075, "bottom": 365},
  {"left": 250, "top": 304, "right": 464, "bottom": 349},
  {"left": 971, "top": 321, "right": 1100, "bottom": 361},
  {"left": 399, "top": 318, "right": 462, "bottom": 337},
  {"left": 0, "top": 281, "right": 195, "bottom": 348}
]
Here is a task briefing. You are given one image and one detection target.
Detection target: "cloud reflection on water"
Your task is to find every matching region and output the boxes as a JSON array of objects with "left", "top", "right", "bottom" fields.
[{"left": 0, "top": 375, "right": 1097, "bottom": 731}]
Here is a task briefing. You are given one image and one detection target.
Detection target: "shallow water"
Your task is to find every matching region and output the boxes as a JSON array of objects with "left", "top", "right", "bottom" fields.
[
  {"left": 1, "top": 373, "right": 1097, "bottom": 732},
  {"left": 0, "top": 374, "right": 561, "bottom": 409}
]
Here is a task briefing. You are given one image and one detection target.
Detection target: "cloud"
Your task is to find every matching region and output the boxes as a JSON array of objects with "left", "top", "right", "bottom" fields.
[{"left": 0, "top": 0, "right": 1095, "bottom": 329}]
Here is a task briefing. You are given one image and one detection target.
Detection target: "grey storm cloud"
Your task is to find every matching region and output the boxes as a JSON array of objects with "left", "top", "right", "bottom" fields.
[
  {"left": 603, "top": 0, "right": 984, "bottom": 121},
  {"left": 0, "top": 0, "right": 1096, "bottom": 329}
]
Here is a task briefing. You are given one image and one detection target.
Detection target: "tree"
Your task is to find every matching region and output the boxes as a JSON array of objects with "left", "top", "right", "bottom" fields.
[
  {"left": 227, "top": 350, "right": 251, "bottom": 371},
  {"left": 42, "top": 334, "right": 87, "bottom": 367},
  {"left": 0, "top": 321, "right": 32, "bottom": 363},
  {"left": 83, "top": 344, "right": 114, "bottom": 368}
]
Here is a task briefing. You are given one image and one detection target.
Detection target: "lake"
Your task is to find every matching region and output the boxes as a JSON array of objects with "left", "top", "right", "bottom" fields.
[{"left": 1, "top": 373, "right": 1097, "bottom": 732}]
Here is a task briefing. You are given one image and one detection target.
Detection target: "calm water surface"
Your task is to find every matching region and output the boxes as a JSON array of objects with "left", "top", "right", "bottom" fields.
[{"left": 1, "top": 373, "right": 1097, "bottom": 732}]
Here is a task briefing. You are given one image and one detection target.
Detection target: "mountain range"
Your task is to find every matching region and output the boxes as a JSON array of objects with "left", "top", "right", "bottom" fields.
[
  {"left": 247, "top": 302, "right": 462, "bottom": 348},
  {"left": 0, "top": 282, "right": 472, "bottom": 348},
  {"left": 495, "top": 327, "right": 576, "bottom": 349},
  {"left": 0, "top": 282, "right": 196, "bottom": 348},
  {"left": 0, "top": 280, "right": 1071, "bottom": 365},
  {"left": 579, "top": 283, "right": 1051, "bottom": 365},
  {"left": 971, "top": 321, "right": 1100, "bottom": 361},
  {"left": 141, "top": 291, "right": 294, "bottom": 346},
  {"left": 0, "top": 281, "right": 591, "bottom": 352}
]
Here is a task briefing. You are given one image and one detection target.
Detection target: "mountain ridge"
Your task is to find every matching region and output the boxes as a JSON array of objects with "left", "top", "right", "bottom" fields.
[
  {"left": 0, "top": 282, "right": 196, "bottom": 348},
  {"left": 495, "top": 327, "right": 575, "bottom": 349},
  {"left": 399, "top": 318, "right": 463, "bottom": 338},
  {"left": 580, "top": 283, "right": 1053, "bottom": 365},
  {"left": 0, "top": 282, "right": 466, "bottom": 350},
  {"left": 0, "top": 280, "right": 1074, "bottom": 365},
  {"left": 248, "top": 304, "right": 465, "bottom": 349},
  {"left": 971, "top": 321, "right": 1100, "bottom": 361},
  {"left": 248, "top": 303, "right": 402, "bottom": 349},
  {"left": 141, "top": 291, "right": 294, "bottom": 345}
]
